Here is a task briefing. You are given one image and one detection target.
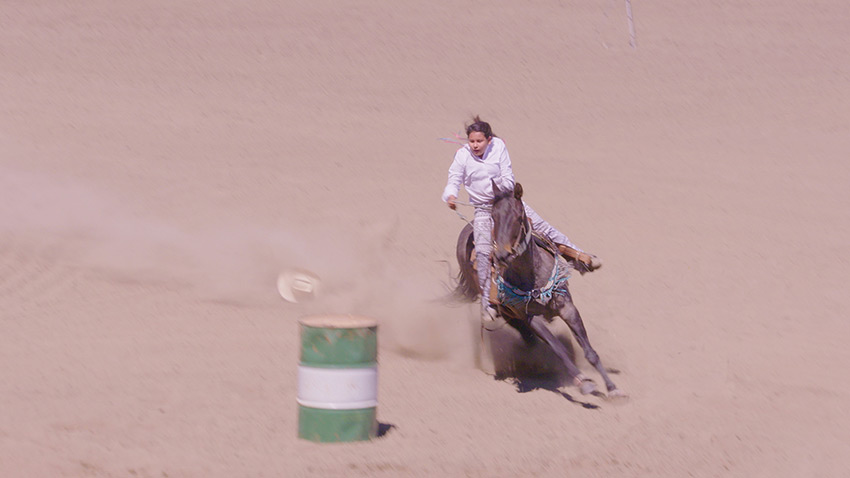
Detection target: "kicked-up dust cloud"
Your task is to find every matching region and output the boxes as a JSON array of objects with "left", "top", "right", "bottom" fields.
[{"left": 0, "top": 166, "right": 477, "bottom": 361}]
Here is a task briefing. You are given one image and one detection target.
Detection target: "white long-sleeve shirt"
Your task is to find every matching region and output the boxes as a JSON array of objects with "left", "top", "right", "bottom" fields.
[
  {"left": 441, "top": 136, "right": 581, "bottom": 251},
  {"left": 441, "top": 137, "right": 515, "bottom": 206}
]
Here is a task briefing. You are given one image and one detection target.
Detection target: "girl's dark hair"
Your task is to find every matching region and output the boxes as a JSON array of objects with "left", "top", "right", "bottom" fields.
[{"left": 465, "top": 116, "right": 495, "bottom": 139}]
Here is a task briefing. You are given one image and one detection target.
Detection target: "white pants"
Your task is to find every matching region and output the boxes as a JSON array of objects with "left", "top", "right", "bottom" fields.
[{"left": 474, "top": 203, "right": 579, "bottom": 314}]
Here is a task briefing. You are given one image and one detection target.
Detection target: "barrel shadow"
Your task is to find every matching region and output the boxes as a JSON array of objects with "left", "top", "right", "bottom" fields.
[{"left": 377, "top": 422, "right": 396, "bottom": 438}]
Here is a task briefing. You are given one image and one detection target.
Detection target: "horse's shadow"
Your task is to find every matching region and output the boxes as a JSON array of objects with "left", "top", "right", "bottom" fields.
[
  {"left": 487, "top": 323, "right": 607, "bottom": 409},
  {"left": 505, "top": 375, "right": 600, "bottom": 409}
]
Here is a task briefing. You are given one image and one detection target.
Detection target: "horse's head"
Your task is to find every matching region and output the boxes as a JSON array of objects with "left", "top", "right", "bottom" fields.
[{"left": 491, "top": 180, "right": 530, "bottom": 266}]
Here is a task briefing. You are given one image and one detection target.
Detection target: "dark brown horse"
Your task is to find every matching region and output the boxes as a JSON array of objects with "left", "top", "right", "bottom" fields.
[{"left": 454, "top": 182, "right": 624, "bottom": 397}]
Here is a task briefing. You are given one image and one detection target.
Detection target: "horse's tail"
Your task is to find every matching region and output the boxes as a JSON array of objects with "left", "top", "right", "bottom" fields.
[{"left": 451, "top": 222, "right": 480, "bottom": 302}]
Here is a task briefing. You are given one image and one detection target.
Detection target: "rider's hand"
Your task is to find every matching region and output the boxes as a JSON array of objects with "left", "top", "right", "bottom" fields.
[{"left": 447, "top": 195, "right": 457, "bottom": 210}]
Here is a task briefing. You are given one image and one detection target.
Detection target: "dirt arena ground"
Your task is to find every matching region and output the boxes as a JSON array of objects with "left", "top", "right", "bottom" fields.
[{"left": 2, "top": 1, "right": 849, "bottom": 476}]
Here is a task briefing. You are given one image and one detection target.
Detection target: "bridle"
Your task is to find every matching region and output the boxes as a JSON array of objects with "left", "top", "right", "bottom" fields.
[{"left": 495, "top": 201, "right": 532, "bottom": 266}]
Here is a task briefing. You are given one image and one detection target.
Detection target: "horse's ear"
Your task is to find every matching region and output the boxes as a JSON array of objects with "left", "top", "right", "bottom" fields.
[
  {"left": 491, "top": 179, "right": 501, "bottom": 196},
  {"left": 514, "top": 182, "right": 523, "bottom": 200}
]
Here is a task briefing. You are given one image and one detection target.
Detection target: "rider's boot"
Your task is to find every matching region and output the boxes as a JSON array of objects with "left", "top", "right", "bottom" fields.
[{"left": 557, "top": 244, "right": 603, "bottom": 272}]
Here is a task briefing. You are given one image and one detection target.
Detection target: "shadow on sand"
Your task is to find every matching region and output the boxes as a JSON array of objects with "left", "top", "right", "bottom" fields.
[
  {"left": 506, "top": 375, "right": 600, "bottom": 409},
  {"left": 483, "top": 320, "right": 622, "bottom": 409},
  {"left": 377, "top": 422, "right": 395, "bottom": 438}
]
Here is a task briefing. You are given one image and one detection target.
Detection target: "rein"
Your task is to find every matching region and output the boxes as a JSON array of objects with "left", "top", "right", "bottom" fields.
[
  {"left": 450, "top": 200, "right": 475, "bottom": 225},
  {"left": 502, "top": 211, "right": 532, "bottom": 265}
]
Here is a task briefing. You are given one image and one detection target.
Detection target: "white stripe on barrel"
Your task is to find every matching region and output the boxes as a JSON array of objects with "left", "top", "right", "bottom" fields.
[{"left": 297, "top": 365, "right": 378, "bottom": 409}]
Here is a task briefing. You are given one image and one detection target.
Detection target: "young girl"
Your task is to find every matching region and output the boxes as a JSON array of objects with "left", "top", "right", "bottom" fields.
[{"left": 442, "top": 117, "right": 598, "bottom": 320}]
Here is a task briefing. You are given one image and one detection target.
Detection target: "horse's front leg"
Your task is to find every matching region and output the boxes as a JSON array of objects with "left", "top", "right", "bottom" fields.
[
  {"left": 556, "top": 298, "right": 624, "bottom": 397},
  {"left": 527, "top": 315, "right": 596, "bottom": 395}
]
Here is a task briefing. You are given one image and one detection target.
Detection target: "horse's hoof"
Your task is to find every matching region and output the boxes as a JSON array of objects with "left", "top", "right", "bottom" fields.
[
  {"left": 606, "top": 389, "right": 629, "bottom": 401},
  {"left": 578, "top": 379, "right": 597, "bottom": 395}
]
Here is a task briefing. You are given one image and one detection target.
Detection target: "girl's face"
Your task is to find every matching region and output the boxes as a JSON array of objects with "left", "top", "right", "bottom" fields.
[{"left": 468, "top": 131, "right": 490, "bottom": 158}]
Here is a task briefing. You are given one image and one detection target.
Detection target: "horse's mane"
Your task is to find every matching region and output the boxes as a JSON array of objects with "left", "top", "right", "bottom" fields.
[{"left": 492, "top": 182, "right": 523, "bottom": 203}]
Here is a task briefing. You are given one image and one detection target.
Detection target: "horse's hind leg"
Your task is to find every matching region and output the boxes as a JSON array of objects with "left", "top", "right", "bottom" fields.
[
  {"left": 559, "top": 301, "right": 622, "bottom": 395},
  {"left": 528, "top": 316, "right": 594, "bottom": 394}
]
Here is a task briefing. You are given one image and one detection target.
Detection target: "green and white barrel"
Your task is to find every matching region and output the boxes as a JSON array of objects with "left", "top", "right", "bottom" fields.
[{"left": 297, "top": 315, "right": 378, "bottom": 442}]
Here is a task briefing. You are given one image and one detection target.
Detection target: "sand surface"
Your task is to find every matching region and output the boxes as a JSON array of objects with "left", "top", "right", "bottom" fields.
[{"left": 2, "top": 1, "right": 850, "bottom": 476}]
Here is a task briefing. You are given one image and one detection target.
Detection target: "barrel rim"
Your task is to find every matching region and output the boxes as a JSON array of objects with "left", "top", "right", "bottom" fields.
[
  {"left": 297, "top": 399, "right": 379, "bottom": 409},
  {"left": 299, "top": 315, "right": 377, "bottom": 329}
]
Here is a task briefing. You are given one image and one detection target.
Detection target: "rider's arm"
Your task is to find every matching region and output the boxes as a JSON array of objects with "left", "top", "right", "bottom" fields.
[
  {"left": 441, "top": 150, "right": 465, "bottom": 203},
  {"left": 493, "top": 138, "right": 516, "bottom": 193}
]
